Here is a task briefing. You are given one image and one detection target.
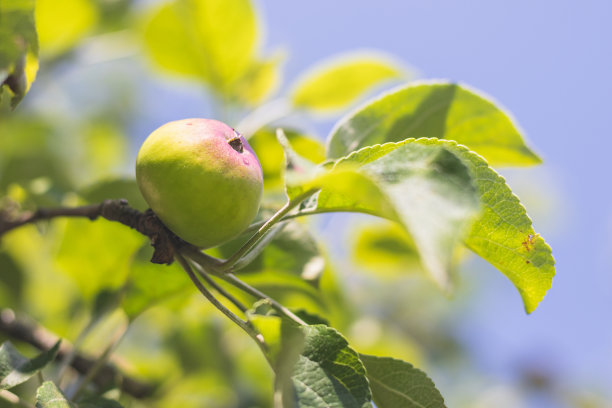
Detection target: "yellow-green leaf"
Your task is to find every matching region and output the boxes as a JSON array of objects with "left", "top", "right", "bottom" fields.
[
  {"left": 327, "top": 81, "right": 542, "bottom": 167},
  {"left": 0, "top": 0, "right": 38, "bottom": 108},
  {"left": 143, "top": 0, "right": 258, "bottom": 94},
  {"left": 36, "top": 0, "right": 98, "bottom": 58},
  {"left": 292, "top": 51, "right": 408, "bottom": 113}
]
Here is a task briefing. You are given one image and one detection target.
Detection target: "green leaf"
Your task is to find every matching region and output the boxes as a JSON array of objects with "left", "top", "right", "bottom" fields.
[
  {"left": 0, "top": 0, "right": 38, "bottom": 108},
  {"left": 35, "top": 381, "right": 73, "bottom": 408},
  {"left": 233, "top": 53, "right": 283, "bottom": 105},
  {"left": 439, "top": 142, "right": 555, "bottom": 313},
  {"left": 247, "top": 308, "right": 371, "bottom": 408},
  {"left": 249, "top": 128, "right": 325, "bottom": 191},
  {"left": 0, "top": 340, "right": 61, "bottom": 390},
  {"left": 317, "top": 139, "right": 480, "bottom": 290},
  {"left": 290, "top": 325, "right": 372, "bottom": 408},
  {"left": 352, "top": 222, "right": 422, "bottom": 276},
  {"left": 327, "top": 81, "right": 541, "bottom": 167},
  {"left": 359, "top": 354, "right": 446, "bottom": 408},
  {"left": 143, "top": 0, "right": 258, "bottom": 94},
  {"left": 121, "top": 245, "right": 192, "bottom": 318},
  {"left": 291, "top": 51, "right": 408, "bottom": 114},
  {"left": 35, "top": 0, "right": 97, "bottom": 58},
  {"left": 78, "top": 397, "right": 125, "bottom": 408},
  {"left": 54, "top": 217, "right": 145, "bottom": 300}
]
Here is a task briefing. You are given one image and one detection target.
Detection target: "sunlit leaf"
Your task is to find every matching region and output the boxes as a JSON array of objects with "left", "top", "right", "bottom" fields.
[
  {"left": 249, "top": 128, "right": 325, "bottom": 190},
  {"left": 35, "top": 0, "right": 98, "bottom": 58},
  {"left": 439, "top": 142, "right": 555, "bottom": 313},
  {"left": 317, "top": 139, "right": 480, "bottom": 290},
  {"left": 35, "top": 381, "right": 73, "bottom": 408},
  {"left": 143, "top": 0, "right": 257, "bottom": 94},
  {"left": 327, "top": 81, "right": 541, "bottom": 167},
  {"left": 291, "top": 51, "right": 408, "bottom": 114},
  {"left": 233, "top": 53, "right": 283, "bottom": 105},
  {"left": 0, "top": 340, "right": 60, "bottom": 390},
  {"left": 54, "top": 217, "right": 145, "bottom": 300},
  {"left": 0, "top": 0, "right": 38, "bottom": 108},
  {"left": 359, "top": 354, "right": 446, "bottom": 408}
]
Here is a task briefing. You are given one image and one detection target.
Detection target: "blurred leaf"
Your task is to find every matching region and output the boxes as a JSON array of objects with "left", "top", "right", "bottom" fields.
[
  {"left": 121, "top": 245, "right": 191, "bottom": 318},
  {"left": 35, "top": 381, "right": 73, "bottom": 408},
  {"left": 78, "top": 397, "right": 124, "bottom": 408},
  {"left": 440, "top": 142, "right": 555, "bottom": 313},
  {"left": 143, "top": 0, "right": 257, "bottom": 95},
  {"left": 233, "top": 53, "right": 283, "bottom": 105},
  {"left": 249, "top": 128, "right": 325, "bottom": 190},
  {"left": 35, "top": 0, "right": 98, "bottom": 58},
  {"left": 78, "top": 121, "right": 128, "bottom": 184},
  {"left": 54, "top": 217, "right": 145, "bottom": 300},
  {"left": 0, "top": 251, "right": 24, "bottom": 307},
  {"left": 291, "top": 51, "right": 407, "bottom": 114},
  {"left": 317, "top": 139, "right": 480, "bottom": 290},
  {"left": 155, "top": 373, "right": 237, "bottom": 408},
  {"left": 359, "top": 354, "right": 446, "bottom": 408},
  {"left": 0, "top": 0, "right": 38, "bottom": 108},
  {"left": 327, "top": 81, "right": 542, "bottom": 167},
  {"left": 80, "top": 178, "right": 148, "bottom": 211},
  {"left": 352, "top": 222, "right": 422, "bottom": 276},
  {"left": 0, "top": 340, "right": 60, "bottom": 390}
]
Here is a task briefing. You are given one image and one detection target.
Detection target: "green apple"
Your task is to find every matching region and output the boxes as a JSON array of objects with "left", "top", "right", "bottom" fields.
[{"left": 136, "top": 118, "right": 263, "bottom": 248}]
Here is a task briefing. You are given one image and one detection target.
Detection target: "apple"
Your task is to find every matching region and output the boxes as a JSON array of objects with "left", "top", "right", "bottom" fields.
[{"left": 136, "top": 118, "right": 263, "bottom": 248}]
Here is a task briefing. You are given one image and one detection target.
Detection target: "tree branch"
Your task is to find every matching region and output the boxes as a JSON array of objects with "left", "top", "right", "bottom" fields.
[
  {"left": 0, "top": 199, "right": 187, "bottom": 265},
  {"left": 0, "top": 309, "right": 156, "bottom": 399}
]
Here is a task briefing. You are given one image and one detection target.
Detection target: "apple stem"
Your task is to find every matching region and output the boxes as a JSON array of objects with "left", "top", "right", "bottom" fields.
[
  {"left": 176, "top": 251, "right": 267, "bottom": 350},
  {"left": 221, "top": 190, "right": 318, "bottom": 272},
  {"left": 221, "top": 273, "right": 308, "bottom": 327}
]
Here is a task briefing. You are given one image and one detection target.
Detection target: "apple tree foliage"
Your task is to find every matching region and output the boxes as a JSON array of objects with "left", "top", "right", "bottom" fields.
[{"left": 0, "top": 0, "right": 555, "bottom": 407}]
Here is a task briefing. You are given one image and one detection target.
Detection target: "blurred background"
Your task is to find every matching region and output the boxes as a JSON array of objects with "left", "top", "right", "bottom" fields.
[{"left": 1, "top": 0, "right": 610, "bottom": 407}]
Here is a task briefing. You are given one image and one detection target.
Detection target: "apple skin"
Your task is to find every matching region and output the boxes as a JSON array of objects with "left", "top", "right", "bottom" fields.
[{"left": 136, "top": 118, "right": 263, "bottom": 248}]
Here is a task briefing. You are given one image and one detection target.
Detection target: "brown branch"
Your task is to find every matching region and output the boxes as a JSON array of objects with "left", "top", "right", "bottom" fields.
[
  {"left": 0, "top": 309, "right": 156, "bottom": 399},
  {"left": 0, "top": 199, "right": 187, "bottom": 265}
]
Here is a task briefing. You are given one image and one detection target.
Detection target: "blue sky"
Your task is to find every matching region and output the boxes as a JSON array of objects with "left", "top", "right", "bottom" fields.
[{"left": 256, "top": 0, "right": 612, "bottom": 400}]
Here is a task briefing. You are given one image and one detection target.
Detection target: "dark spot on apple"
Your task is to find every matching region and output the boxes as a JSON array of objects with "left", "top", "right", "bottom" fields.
[{"left": 228, "top": 137, "right": 244, "bottom": 153}]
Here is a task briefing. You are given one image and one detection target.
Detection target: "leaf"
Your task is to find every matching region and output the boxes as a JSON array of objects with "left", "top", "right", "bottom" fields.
[
  {"left": 359, "top": 354, "right": 446, "bottom": 408},
  {"left": 143, "top": 0, "right": 258, "bottom": 94},
  {"left": 291, "top": 51, "right": 409, "bottom": 114},
  {"left": 0, "top": 0, "right": 39, "bottom": 108},
  {"left": 249, "top": 128, "right": 325, "bottom": 191},
  {"left": 439, "top": 142, "right": 555, "bottom": 313},
  {"left": 78, "top": 397, "right": 125, "bottom": 408},
  {"left": 35, "top": 0, "right": 97, "bottom": 58},
  {"left": 327, "top": 80, "right": 541, "bottom": 167},
  {"left": 54, "top": 217, "right": 145, "bottom": 300},
  {"left": 317, "top": 139, "right": 480, "bottom": 290},
  {"left": 121, "top": 245, "right": 192, "bottom": 318},
  {"left": 233, "top": 53, "right": 283, "bottom": 105},
  {"left": 288, "top": 325, "right": 372, "bottom": 408},
  {"left": 35, "top": 381, "right": 73, "bottom": 408},
  {"left": 352, "top": 222, "right": 423, "bottom": 276},
  {"left": 0, "top": 340, "right": 61, "bottom": 390}
]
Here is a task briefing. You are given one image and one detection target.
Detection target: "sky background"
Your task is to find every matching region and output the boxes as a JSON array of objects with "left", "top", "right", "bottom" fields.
[{"left": 250, "top": 0, "right": 612, "bottom": 404}]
